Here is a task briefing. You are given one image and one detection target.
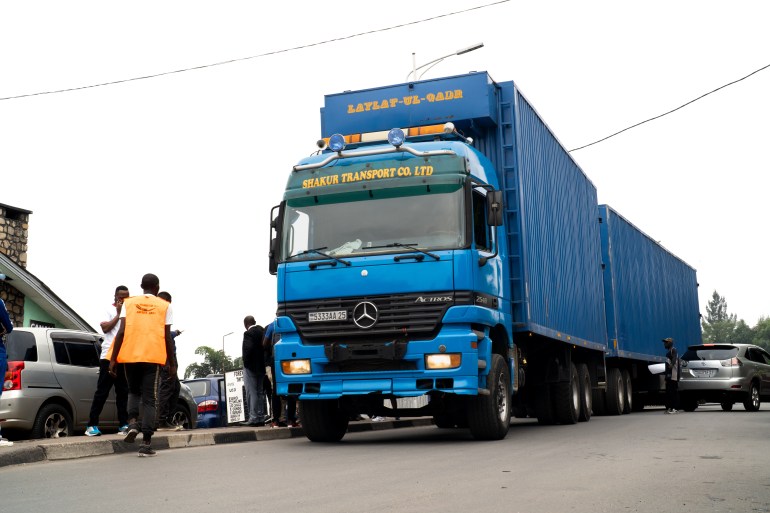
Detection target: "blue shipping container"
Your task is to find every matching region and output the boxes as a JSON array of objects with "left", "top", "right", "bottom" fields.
[
  {"left": 500, "top": 81, "right": 608, "bottom": 351},
  {"left": 599, "top": 205, "right": 701, "bottom": 362}
]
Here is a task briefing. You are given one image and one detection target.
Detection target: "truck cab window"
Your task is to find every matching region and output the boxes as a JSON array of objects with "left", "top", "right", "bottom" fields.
[{"left": 472, "top": 190, "right": 491, "bottom": 251}]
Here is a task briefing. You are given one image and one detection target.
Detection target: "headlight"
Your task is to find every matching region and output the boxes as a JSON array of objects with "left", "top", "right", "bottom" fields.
[
  {"left": 281, "top": 359, "right": 311, "bottom": 374},
  {"left": 425, "top": 353, "right": 461, "bottom": 370}
]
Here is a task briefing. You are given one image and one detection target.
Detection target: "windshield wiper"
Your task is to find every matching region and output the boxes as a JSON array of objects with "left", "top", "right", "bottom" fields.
[
  {"left": 367, "top": 242, "right": 440, "bottom": 261},
  {"left": 286, "top": 247, "right": 351, "bottom": 266}
]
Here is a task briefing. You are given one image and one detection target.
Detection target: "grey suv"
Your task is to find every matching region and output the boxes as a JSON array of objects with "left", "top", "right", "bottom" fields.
[
  {"left": 679, "top": 343, "right": 770, "bottom": 412},
  {"left": 1, "top": 327, "right": 197, "bottom": 439}
]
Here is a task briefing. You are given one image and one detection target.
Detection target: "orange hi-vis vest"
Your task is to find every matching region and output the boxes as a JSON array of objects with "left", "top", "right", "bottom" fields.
[{"left": 116, "top": 294, "right": 170, "bottom": 364}]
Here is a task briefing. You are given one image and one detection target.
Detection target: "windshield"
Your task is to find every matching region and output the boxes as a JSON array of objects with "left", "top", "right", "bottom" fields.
[
  {"left": 281, "top": 183, "right": 466, "bottom": 260},
  {"left": 682, "top": 346, "right": 739, "bottom": 361}
]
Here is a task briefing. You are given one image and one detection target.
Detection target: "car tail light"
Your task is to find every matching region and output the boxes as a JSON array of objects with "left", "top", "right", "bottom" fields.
[
  {"left": 197, "top": 400, "right": 218, "bottom": 413},
  {"left": 3, "top": 361, "right": 24, "bottom": 391},
  {"left": 720, "top": 357, "right": 742, "bottom": 367}
]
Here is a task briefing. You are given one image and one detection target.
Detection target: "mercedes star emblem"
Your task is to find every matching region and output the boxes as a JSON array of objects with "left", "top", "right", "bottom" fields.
[{"left": 353, "top": 301, "right": 378, "bottom": 329}]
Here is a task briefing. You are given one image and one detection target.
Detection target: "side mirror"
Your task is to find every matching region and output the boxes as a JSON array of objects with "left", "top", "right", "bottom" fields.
[
  {"left": 268, "top": 204, "right": 283, "bottom": 276},
  {"left": 486, "top": 190, "right": 503, "bottom": 226}
]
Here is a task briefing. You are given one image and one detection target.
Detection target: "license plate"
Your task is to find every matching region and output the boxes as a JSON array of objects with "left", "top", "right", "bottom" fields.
[
  {"left": 308, "top": 310, "right": 347, "bottom": 322},
  {"left": 692, "top": 369, "right": 715, "bottom": 378}
]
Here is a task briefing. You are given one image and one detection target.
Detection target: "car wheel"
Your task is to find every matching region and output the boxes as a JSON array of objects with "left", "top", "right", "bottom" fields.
[
  {"left": 31, "top": 404, "right": 73, "bottom": 439},
  {"left": 170, "top": 403, "right": 193, "bottom": 429},
  {"left": 720, "top": 401, "right": 733, "bottom": 412},
  {"left": 681, "top": 397, "right": 698, "bottom": 412},
  {"left": 743, "top": 383, "right": 761, "bottom": 412}
]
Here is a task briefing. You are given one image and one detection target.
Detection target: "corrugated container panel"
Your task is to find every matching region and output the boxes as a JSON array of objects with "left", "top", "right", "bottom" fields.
[
  {"left": 599, "top": 205, "right": 701, "bottom": 361},
  {"left": 505, "top": 84, "right": 608, "bottom": 348}
]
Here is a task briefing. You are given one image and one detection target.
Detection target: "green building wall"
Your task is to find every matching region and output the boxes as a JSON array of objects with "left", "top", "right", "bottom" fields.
[{"left": 23, "top": 297, "right": 62, "bottom": 328}]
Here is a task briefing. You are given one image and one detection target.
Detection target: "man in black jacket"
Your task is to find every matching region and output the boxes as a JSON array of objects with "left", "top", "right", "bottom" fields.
[
  {"left": 241, "top": 316, "right": 267, "bottom": 426},
  {"left": 663, "top": 337, "right": 680, "bottom": 414}
]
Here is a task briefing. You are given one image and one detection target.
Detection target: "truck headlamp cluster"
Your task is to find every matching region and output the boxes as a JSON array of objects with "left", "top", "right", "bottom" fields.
[
  {"left": 281, "top": 359, "right": 311, "bottom": 375},
  {"left": 328, "top": 133, "right": 346, "bottom": 152},
  {"left": 387, "top": 128, "right": 405, "bottom": 147},
  {"left": 425, "top": 353, "right": 461, "bottom": 370}
]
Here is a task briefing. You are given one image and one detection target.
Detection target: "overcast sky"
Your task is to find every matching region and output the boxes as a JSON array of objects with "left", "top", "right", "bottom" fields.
[{"left": 2, "top": 1, "right": 768, "bottom": 372}]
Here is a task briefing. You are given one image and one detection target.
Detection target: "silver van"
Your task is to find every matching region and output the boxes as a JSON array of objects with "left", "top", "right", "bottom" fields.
[{"left": 1, "top": 327, "right": 197, "bottom": 439}]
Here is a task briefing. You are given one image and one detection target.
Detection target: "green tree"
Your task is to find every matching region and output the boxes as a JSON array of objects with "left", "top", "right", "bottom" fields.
[
  {"left": 753, "top": 316, "right": 770, "bottom": 351},
  {"left": 184, "top": 346, "right": 242, "bottom": 378},
  {"left": 701, "top": 291, "right": 737, "bottom": 343}
]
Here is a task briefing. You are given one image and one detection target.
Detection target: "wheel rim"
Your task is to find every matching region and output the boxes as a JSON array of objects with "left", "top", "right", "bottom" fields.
[
  {"left": 45, "top": 413, "right": 69, "bottom": 438},
  {"left": 495, "top": 370, "right": 509, "bottom": 422},
  {"left": 752, "top": 386, "right": 759, "bottom": 408},
  {"left": 170, "top": 411, "right": 189, "bottom": 428}
]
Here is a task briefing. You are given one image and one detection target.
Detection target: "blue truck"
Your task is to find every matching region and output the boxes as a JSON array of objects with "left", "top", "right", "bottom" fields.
[{"left": 268, "top": 72, "right": 701, "bottom": 441}]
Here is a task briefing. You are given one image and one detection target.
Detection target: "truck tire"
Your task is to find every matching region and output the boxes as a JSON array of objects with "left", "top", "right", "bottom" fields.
[
  {"left": 605, "top": 368, "right": 625, "bottom": 416},
  {"left": 467, "top": 354, "right": 511, "bottom": 440},
  {"left": 577, "top": 363, "right": 592, "bottom": 422},
  {"left": 31, "top": 403, "right": 73, "bottom": 439},
  {"left": 299, "top": 399, "right": 349, "bottom": 442},
  {"left": 554, "top": 362, "right": 579, "bottom": 425},
  {"left": 621, "top": 369, "right": 633, "bottom": 414},
  {"left": 743, "top": 382, "right": 761, "bottom": 412}
]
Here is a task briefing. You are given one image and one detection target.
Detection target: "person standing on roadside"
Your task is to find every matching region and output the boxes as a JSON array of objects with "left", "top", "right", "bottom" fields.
[
  {"left": 264, "top": 320, "right": 299, "bottom": 428},
  {"left": 663, "top": 337, "right": 681, "bottom": 414},
  {"left": 156, "top": 291, "right": 183, "bottom": 431},
  {"left": 0, "top": 274, "right": 15, "bottom": 447},
  {"left": 109, "top": 273, "right": 175, "bottom": 457},
  {"left": 241, "top": 316, "right": 267, "bottom": 426},
  {"left": 86, "top": 285, "right": 131, "bottom": 437}
]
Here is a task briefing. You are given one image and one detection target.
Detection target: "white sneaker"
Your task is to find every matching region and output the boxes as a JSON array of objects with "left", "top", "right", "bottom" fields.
[
  {"left": 370, "top": 416, "right": 386, "bottom": 422},
  {"left": 0, "top": 438, "right": 14, "bottom": 447}
]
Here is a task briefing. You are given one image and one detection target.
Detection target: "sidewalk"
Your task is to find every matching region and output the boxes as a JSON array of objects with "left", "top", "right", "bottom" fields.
[{"left": 0, "top": 418, "right": 433, "bottom": 469}]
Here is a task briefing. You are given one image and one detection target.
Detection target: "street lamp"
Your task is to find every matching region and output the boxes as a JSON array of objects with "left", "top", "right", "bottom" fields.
[
  {"left": 222, "top": 331, "right": 234, "bottom": 372},
  {"left": 407, "top": 43, "right": 484, "bottom": 82}
]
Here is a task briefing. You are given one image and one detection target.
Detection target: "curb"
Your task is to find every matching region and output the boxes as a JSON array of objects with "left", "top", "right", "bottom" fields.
[{"left": 0, "top": 418, "right": 433, "bottom": 469}]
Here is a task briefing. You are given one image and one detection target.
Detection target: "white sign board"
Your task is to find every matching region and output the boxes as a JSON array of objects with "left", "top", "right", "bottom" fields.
[{"left": 225, "top": 369, "right": 246, "bottom": 424}]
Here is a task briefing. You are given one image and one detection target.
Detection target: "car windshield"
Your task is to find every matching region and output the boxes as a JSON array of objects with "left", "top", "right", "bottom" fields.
[
  {"left": 281, "top": 183, "right": 466, "bottom": 260},
  {"left": 682, "top": 346, "right": 739, "bottom": 361}
]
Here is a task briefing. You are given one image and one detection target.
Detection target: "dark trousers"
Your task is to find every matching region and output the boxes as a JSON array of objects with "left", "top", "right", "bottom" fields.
[
  {"left": 665, "top": 379, "right": 679, "bottom": 410},
  {"left": 158, "top": 359, "right": 180, "bottom": 424},
  {"left": 266, "top": 364, "right": 296, "bottom": 423},
  {"left": 89, "top": 359, "right": 129, "bottom": 426},
  {"left": 125, "top": 363, "right": 161, "bottom": 442}
]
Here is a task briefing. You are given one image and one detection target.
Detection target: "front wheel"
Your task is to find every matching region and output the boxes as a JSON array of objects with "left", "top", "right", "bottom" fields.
[
  {"left": 299, "top": 399, "right": 349, "bottom": 442},
  {"left": 467, "top": 354, "right": 511, "bottom": 440},
  {"left": 743, "top": 383, "right": 761, "bottom": 412}
]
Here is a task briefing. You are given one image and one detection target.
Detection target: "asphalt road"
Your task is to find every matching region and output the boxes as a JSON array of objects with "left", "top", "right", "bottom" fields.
[{"left": 2, "top": 405, "right": 768, "bottom": 513}]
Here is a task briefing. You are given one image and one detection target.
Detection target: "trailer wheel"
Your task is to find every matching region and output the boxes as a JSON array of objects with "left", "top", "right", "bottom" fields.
[
  {"left": 468, "top": 354, "right": 511, "bottom": 440},
  {"left": 554, "top": 362, "right": 579, "bottom": 425},
  {"left": 577, "top": 363, "right": 592, "bottom": 422},
  {"left": 605, "top": 368, "right": 625, "bottom": 415},
  {"left": 299, "top": 399, "right": 349, "bottom": 442},
  {"left": 621, "top": 369, "right": 633, "bottom": 414}
]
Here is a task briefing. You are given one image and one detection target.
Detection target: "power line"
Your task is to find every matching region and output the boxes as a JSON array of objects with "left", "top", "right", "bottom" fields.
[
  {"left": 569, "top": 62, "right": 770, "bottom": 152},
  {"left": 0, "top": 0, "right": 509, "bottom": 102}
]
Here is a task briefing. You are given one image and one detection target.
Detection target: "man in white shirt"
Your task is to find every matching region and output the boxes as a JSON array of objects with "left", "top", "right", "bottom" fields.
[{"left": 85, "top": 285, "right": 131, "bottom": 436}]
